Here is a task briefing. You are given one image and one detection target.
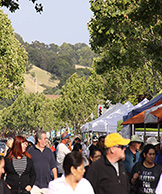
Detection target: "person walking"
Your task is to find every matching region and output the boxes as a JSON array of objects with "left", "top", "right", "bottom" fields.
[
  {"left": 28, "top": 130, "right": 57, "bottom": 194},
  {"left": 0, "top": 156, "right": 11, "bottom": 194},
  {"left": 47, "top": 151, "right": 94, "bottom": 194},
  {"left": 86, "top": 133, "right": 130, "bottom": 194},
  {"left": 84, "top": 146, "right": 102, "bottom": 178},
  {"left": 87, "top": 136, "right": 98, "bottom": 158},
  {"left": 96, "top": 135, "right": 106, "bottom": 154},
  {"left": 4, "top": 136, "right": 36, "bottom": 194},
  {"left": 56, "top": 132, "right": 72, "bottom": 177},
  {"left": 72, "top": 143, "right": 89, "bottom": 167},
  {"left": 130, "top": 144, "right": 162, "bottom": 194},
  {"left": 123, "top": 134, "right": 143, "bottom": 175}
]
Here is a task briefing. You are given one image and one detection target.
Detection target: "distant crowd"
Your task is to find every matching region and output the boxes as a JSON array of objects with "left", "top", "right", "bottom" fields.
[{"left": 1, "top": 131, "right": 162, "bottom": 194}]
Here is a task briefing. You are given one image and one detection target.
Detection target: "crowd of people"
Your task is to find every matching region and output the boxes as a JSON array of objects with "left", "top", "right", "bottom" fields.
[{"left": 1, "top": 130, "right": 162, "bottom": 194}]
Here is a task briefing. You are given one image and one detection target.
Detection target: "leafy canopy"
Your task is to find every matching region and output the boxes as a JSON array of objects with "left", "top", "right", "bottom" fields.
[{"left": 0, "top": 10, "right": 28, "bottom": 99}]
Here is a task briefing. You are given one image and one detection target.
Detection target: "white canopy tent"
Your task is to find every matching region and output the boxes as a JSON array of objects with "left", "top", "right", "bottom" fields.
[
  {"left": 81, "top": 101, "right": 134, "bottom": 134},
  {"left": 80, "top": 103, "right": 122, "bottom": 133}
]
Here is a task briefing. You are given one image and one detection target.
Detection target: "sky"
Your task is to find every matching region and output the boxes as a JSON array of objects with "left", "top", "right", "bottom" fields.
[{"left": 2, "top": 0, "right": 92, "bottom": 46}]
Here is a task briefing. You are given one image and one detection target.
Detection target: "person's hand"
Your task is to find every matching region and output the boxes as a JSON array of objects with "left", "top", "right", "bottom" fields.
[
  {"left": 68, "top": 140, "right": 72, "bottom": 147},
  {"left": 131, "top": 171, "right": 140, "bottom": 185},
  {"left": 25, "top": 185, "right": 32, "bottom": 191}
]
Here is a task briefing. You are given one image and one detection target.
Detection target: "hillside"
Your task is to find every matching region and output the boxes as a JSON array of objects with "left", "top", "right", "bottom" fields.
[
  {"left": 24, "top": 65, "right": 89, "bottom": 94},
  {"left": 24, "top": 65, "right": 59, "bottom": 94}
]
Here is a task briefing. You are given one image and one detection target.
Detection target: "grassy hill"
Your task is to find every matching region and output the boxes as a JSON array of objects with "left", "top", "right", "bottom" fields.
[
  {"left": 24, "top": 65, "right": 90, "bottom": 94},
  {"left": 24, "top": 65, "right": 59, "bottom": 94}
]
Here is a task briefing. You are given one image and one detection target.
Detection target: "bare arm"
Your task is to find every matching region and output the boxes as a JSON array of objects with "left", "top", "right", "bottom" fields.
[
  {"left": 131, "top": 171, "right": 140, "bottom": 185},
  {"left": 52, "top": 167, "right": 58, "bottom": 179},
  {"left": 68, "top": 141, "right": 72, "bottom": 151}
]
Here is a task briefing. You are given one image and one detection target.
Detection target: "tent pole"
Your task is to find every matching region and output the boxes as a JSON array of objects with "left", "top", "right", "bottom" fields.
[
  {"left": 131, "top": 124, "right": 135, "bottom": 136},
  {"left": 144, "top": 124, "right": 146, "bottom": 143},
  {"left": 133, "top": 124, "right": 135, "bottom": 135},
  {"left": 158, "top": 123, "right": 160, "bottom": 142},
  {"left": 130, "top": 124, "right": 132, "bottom": 137}
]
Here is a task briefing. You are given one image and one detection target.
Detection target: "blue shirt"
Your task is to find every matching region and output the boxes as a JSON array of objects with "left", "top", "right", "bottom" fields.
[
  {"left": 28, "top": 145, "right": 57, "bottom": 188},
  {"left": 155, "top": 153, "right": 162, "bottom": 166},
  {"left": 123, "top": 146, "right": 140, "bottom": 174}
]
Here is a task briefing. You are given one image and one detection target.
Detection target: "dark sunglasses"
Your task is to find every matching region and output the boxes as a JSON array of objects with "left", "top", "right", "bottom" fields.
[
  {"left": 133, "top": 154, "right": 136, "bottom": 162},
  {"left": 114, "top": 145, "right": 127, "bottom": 150}
]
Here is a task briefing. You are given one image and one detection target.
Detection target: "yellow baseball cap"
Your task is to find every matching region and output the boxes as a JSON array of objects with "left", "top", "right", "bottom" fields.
[{"left": 105, "top": 133, "right": 130, "bottom": 148}]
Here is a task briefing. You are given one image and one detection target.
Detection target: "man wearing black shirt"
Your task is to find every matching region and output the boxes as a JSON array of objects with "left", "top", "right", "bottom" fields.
[{"left": 86, "top": 133, "right": 130, "bottom": 194}]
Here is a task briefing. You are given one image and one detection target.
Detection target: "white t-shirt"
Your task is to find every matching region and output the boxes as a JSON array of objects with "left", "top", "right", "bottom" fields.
[
  {"left": 155, "top": 173, "right": 162, "bottom": 194},
  {"left": 47, "top": 175, "right": 94, "bottom": 194},
  {"left": 56, "top": 143, "right": 71, "bottom": 174}
]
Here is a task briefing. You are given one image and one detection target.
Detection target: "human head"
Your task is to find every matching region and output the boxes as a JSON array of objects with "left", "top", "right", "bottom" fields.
[
  {"left": 72, "top": 143, "right": 82, "bottom": 153},
  {"left": 0, "top": 156, "right": 5, "bottom": 178},
  {"left": 73, "top": 134, "right": 82, "bottom": 143},
  {"left": 129, "top": 135, "right": 143, "bottom": 151},
  {"left": 97, "top": 135, "right": 106, "bottom": 149},
  {"left": 63, "top": 151, "right": 85, "bottom": 180},
  {"left": 6, "top": 138, "right": 14, "bottom": 148},
  {"left": 27, "top": 136, "right": 35, "bottom": 146},
  {"left": 61, "top": 132, "right": 70, "bottom": 144},
  {"left": 35, "top": 130, "right": 47, "bottom": 148},
  {"left": 90, "top": 146, "right": 102, "bottom": 162},
  {"left": 8, "top": 136, "right": 30, "bottom": 160},
  {"left": 105, "top": 133, "right": 130, "bottom": 148},
  {"left": 74, "top": 137, "right": 81, "bottom": 144},
  {"left": 146, "top": 137, "right": 160, "bottom": 151},
  {"left": 104, "top": 133, "right": 130, "bottom": 162},
  {"left": 92, "top": 136, "right": 98, "bottom": 146},
  {"left": 141, "top": 144, "right": 156, "bottom": 163}
]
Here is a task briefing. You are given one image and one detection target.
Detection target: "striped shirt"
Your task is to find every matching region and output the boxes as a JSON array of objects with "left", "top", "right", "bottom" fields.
[{"left": 12, "top": 155, "right": 27, "bottom": 177}]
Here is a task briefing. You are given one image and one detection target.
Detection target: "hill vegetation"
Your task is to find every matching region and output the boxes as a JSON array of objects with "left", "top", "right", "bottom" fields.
[
  {"left": 24, "top": 65, "right": 59, "bottom": 94},
  {"left": 15, "top": 33, "right": 97, "bottom": 94}
]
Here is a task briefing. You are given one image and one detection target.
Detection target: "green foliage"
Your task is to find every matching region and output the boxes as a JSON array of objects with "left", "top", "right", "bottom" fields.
[
  {"left": 88, "top": 0, "right": 162, "bottom": 101},
  {"left": 88, "top": 0, "right": 162, "bottom": 71},
  {"left": 0, "top": 72, "right": 106, "bottom": 133},
  {"left": 0, "top": 96, "right": 17, "bottom": 110},
  {"left": 56, "top": 72, "right": 105, "bottom": 131},
  {"left": 103, "top": 65, "right": 162, "bottom": 105},
  {"left": 75, "top": 68, "right": 91, "bottom": 79},
  {"left": 0, "top": 0, "right": 43, "bottom": 13},
  {"left": 0, "top": 93, "right": 57, "bottom": 132},
  {"left": 17, "top": 39, "right": 97, "bottom": 91},
  {"left": 43, "top": 86, "right": 61, "bottom": 95},
  {"left": 0, "top": 10, "right": 28, "bottom": 99}
]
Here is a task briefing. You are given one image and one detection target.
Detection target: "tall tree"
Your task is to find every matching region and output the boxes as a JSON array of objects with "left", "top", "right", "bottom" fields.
[
  {"left": 0, "top": 93, "right": 56, "bottom": 132},
  {"left": 103, "top": 65, "right": 162, "bottom": 105},
  {"left": 0, "top": 10, "right": 28, "bottom": 99},
  {"left": 88, "top": 0, "right": 162, "bottom": 96},
  {"left": 58, "top": 72, "right": 105, "bottom": 132}
]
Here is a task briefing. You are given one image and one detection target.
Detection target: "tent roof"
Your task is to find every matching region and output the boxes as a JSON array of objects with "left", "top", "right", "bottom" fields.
[
  {"left": 122, "top": 104, "right": 162, "bottom": 125},
  {"left": 89, "top": 101, "right": 134, "bottom": 133},
  {"left": 151, "top": 107, "right": 162, "bottom": 118},
  {"left": 122, "top": 111, "right": 145, "bottom": 125},
  {"left": 123, "top": 93, "right": 162, "bottom": 122},
  {"left": 89, "top": 103, "right": 122, "bottom": 125},
  {"left": 80, "top": 103, "right": 122, "bottom": 133}
]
